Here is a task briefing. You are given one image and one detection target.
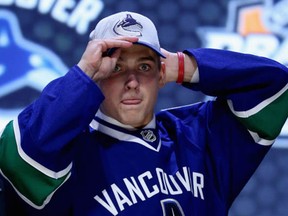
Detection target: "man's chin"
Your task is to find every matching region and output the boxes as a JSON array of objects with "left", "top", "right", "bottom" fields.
[{"left": 119, "top": 113, "right": 149, "bottom": 128}]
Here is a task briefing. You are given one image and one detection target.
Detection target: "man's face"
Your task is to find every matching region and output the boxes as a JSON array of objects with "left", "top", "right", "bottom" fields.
[{"left": 97, "top": 45, "right": 165, "bottom": 128}]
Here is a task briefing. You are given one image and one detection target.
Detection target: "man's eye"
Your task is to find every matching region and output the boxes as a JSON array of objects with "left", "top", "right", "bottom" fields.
[
  {"left": 139, "top": 64, "right": 150, "bottom": 71},
  {"left": 113, "top": 65, "right": 121, "bottom": 72}
]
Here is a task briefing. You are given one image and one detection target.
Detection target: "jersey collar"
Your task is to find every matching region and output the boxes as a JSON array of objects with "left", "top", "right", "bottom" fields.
[{"left": 89, "top": 110, "right": 161, "bottom": 152}]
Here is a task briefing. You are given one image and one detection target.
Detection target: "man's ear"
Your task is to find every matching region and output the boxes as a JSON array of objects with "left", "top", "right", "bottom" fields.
[{"left": 159, "top": 62, "right": 166, "bottom": 87}]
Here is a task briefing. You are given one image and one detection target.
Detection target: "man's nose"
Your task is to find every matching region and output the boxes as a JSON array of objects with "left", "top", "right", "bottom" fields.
[{"left": 125, "top": 72, "right": 140, "bottom": 90}]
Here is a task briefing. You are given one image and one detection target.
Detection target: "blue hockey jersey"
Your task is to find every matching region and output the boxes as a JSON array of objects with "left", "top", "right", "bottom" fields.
[{"left": 0, "top": 48, "right": 287, "bottom": 215}]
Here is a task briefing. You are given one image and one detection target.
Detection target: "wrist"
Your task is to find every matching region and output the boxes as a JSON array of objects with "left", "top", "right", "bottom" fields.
[{"left": 176, "top": 52, "right": 185, "bottom": 84}]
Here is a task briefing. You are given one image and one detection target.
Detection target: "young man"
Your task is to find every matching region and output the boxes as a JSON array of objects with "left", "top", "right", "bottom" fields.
[{"left": 0, "top": 11, "right": 287, "bottom": 216}]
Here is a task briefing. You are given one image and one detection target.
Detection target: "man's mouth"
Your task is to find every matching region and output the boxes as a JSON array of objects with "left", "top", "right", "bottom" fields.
[{"left": 121, "top": 99, "right": 142, "bottom": 105}]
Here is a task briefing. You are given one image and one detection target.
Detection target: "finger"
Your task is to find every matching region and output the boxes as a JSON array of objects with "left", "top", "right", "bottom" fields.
[
  {"left": 102, "top": 38, "right": 139, "bottom": 57},
  {"left": 110, "top": 48, "right": 122, "bottom": 59},
  {"left": 108, "top": 36, "right": 139, "bottom": 43},
  {"left": 92, "top": 37, "right": 138, "bottom": 53},
  {"left": 102, "top": 48, "right": 117, "bottom": 57},
  {"left": 101, "top": 49, "right": 121, "bottom": 70},
  {"left": 104, "top": 48, "right": 122, "bottom": 73}
]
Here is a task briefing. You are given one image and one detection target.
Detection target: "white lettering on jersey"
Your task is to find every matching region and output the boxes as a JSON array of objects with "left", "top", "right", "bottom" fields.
[
  {"left": 94, "top": 167, "right": 205, "bottom": 215},
  {"left": 111, "top": 184, "right": 133, "bottom": 212},
  {"left": 94, "top": 190, "right": 118, "bottom": 216},
  {"left": 138, "top": 171, "right": 159, "bottom": 198},
  {"left": 123, "top": 177, "right": 146, "bottom": 204},
  {"left": 192, "top": 172, "right": 204, "bottom": 200}
]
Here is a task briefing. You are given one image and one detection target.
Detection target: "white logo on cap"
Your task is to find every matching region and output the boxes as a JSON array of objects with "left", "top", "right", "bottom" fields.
[{"left": 113, "top": 14, "right": 143, "bottom": 37}]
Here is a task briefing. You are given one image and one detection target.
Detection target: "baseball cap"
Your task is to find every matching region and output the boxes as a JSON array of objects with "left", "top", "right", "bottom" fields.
[{"left": 89, "top": 11, "right": 165, "bottom": 58}]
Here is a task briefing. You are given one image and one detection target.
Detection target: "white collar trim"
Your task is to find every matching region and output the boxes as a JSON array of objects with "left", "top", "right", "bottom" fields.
[{"left": 89, "top": 110, "right": 161, "bottom": 152}]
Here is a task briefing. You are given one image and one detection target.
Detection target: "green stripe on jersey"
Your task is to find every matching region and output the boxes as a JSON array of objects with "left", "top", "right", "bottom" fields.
[
  {"left": 237, "top": 90, "right": 288, "bottom": 140},
  {"left": 0, "top": 121, "right": 69, "bottom": 207}
]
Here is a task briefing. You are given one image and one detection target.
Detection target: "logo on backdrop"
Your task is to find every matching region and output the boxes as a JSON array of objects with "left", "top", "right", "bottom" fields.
[
  {"left": 0, "top": 0, "right": 104, "bottom": 128},
  {"left": 198, "top": 0, "right": 288, "bottom": 138},
  {"left": 198, "top": 0, "right": 288, "bottom": 66},
  {"left": 0, "top": 10, "right": 68, "bottom": 127},
  {"left": 0, "top": 0, "right": 104, "bottom": 34}
]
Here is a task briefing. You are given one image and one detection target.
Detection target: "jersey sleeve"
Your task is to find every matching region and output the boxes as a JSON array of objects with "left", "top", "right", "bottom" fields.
[
  {"left": 183, "top": 48, "right": 288, "bottom": 143},
  {"left": 167, "top": 48, "right": 287, "bottom": 207},
  {"left": 0, "top": 65, "right": 104, "bottom": 208}
]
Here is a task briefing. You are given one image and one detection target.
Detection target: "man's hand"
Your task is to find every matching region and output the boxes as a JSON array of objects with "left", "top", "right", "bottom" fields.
[{"left": 77, "top": 37, "right": 139, "bottom": 82}]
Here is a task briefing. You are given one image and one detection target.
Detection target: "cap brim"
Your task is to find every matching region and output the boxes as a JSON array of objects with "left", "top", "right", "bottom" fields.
[{"left": 134, "top": 41, "right": 166, "bottom": 58}]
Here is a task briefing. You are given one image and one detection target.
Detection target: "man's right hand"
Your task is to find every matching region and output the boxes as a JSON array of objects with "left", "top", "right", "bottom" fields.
[{"left": 77, "top": 36, "right": 138, "bottom": 82}]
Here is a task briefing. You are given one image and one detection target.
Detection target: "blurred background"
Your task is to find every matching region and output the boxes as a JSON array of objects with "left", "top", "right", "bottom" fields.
[{"left": 0, "top": 0, "right": 287, "bottom": 215}]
